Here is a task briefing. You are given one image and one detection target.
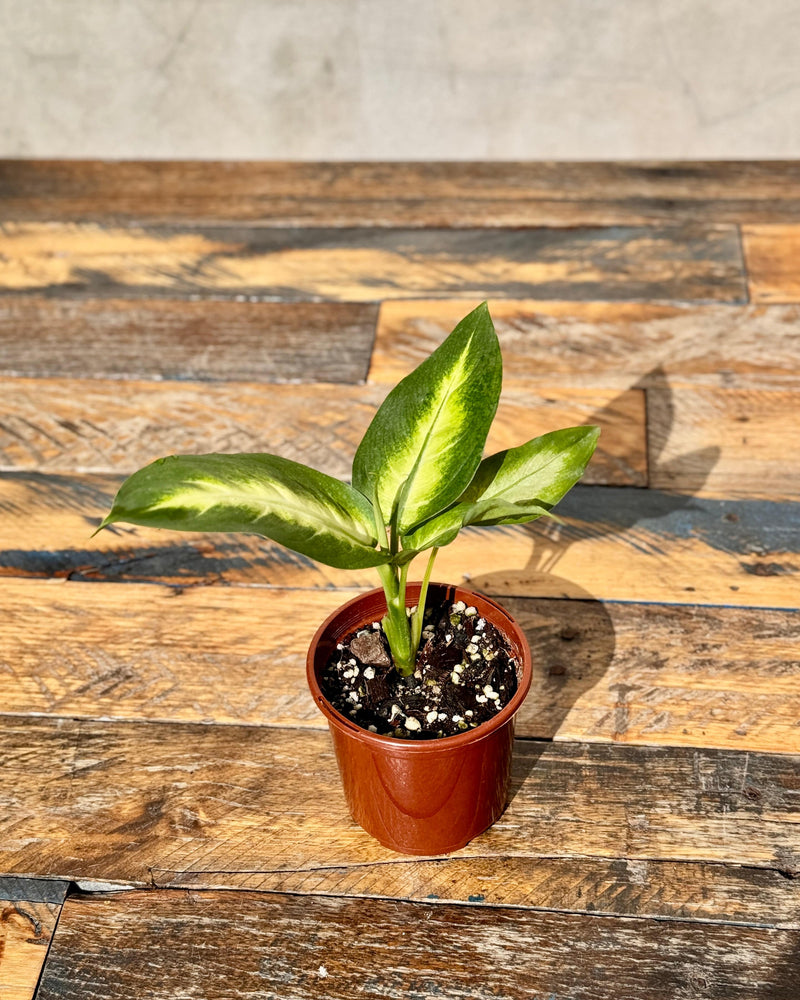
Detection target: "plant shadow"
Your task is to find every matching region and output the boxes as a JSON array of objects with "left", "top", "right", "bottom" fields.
[
  {"left": 524, "top": 364, "right": 720, "bottom": 574},
  {"left": 469, "top": 366, "right": 722, "bottom": 802}
]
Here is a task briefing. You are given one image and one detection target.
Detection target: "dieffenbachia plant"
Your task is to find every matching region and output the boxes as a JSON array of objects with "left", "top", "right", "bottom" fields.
[{"left": 97, "top": 303, "right": 598, "bottom": 676}]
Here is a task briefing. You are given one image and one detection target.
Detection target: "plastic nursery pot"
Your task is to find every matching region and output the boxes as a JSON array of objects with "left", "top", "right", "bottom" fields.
[{"left": 306, "top": 582, "right": 532, "bottom": 856}]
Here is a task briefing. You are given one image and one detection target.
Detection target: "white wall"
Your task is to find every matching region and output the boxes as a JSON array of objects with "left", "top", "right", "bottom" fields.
[{"left": 2, "top": 0, "right": 799, "bottom": 160}]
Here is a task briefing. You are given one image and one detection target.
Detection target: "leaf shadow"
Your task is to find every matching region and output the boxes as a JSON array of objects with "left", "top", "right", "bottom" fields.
[
  {"left": 466, "top": 367, "right": 723, "bottom": 805},
  {"left": 522, "top": 364, "right": 720, "bottom": 574}
]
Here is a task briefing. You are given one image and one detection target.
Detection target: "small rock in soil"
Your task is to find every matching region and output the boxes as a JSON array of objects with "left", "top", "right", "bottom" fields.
[
  {"left": 349, "top": 631, "right": 390, "bottom": 667},
  {"left": 321, "top": 598, "right": 518, "bottom": 740}
]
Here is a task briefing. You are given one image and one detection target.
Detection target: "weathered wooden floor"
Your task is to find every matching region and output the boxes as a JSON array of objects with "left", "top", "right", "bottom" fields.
[{"left": 1, "top": 160, "right": 799, "bottom": 999}]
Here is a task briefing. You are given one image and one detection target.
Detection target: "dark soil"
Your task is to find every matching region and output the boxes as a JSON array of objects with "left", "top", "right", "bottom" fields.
[{"left": 321, "top": 597, "right": 518, "bottom": 740}]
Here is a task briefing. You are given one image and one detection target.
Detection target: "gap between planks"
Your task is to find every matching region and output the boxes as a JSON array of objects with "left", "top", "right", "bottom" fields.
[{"left": 147, "top": 856, "right": 800, "bottom": 929}]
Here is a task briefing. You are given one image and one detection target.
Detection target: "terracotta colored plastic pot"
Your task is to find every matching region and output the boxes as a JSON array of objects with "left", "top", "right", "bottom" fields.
[{"left": 306, "top": 582, "right": 532, "bottom": 855}]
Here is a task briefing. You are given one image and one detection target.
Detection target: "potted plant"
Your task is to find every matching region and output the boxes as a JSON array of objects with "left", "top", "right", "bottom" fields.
[{"left": 97, "top": 303, "right": 598, "bottom": 855}]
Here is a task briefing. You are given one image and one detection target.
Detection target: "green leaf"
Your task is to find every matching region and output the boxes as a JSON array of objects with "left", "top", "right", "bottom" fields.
[
  {"left": 352, "top": 302, "right": 502, "bottom": 536},
  {"left": 403, "top": 425, "right": 599, "bottom": 549},
  {"left": 97, "top": 453, "right": 390, "bottom": 570}
]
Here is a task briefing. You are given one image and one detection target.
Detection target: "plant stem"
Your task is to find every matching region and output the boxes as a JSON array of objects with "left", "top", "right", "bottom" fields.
[
  {"left": 376, "top": 562, "right": 414, "bottom": 676},
  {"left": 370, "top": 483, "right": 389, "bottom": 549},
  {"left": 410, "top": 546, "right": 439, "bottom": 654}
]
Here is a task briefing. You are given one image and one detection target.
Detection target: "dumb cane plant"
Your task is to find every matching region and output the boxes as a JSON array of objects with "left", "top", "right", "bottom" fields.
[{"left": 98, "top": 303, "right": 598, "bottom": 676}]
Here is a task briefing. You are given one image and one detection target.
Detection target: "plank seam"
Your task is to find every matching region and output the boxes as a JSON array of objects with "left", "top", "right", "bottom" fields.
[
  {"left": 4, "top": 575, "right": 799, "bottom": 614},
  {"left": 3, "top": 711, "right": 800, "bottom": 758},
  {"left": 148, "top": 855, "right": 800, "bottom": 881},
  {"left": 30, "top": 887, "right": 70, "bottom": 1000},
  {"left": 137, "top": 880, "right": 797, "bottom": 931}
]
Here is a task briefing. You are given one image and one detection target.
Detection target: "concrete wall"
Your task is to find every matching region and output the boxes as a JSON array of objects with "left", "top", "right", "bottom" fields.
[{"left": 2, "top": 0, "right": 799, "bottom": 160}]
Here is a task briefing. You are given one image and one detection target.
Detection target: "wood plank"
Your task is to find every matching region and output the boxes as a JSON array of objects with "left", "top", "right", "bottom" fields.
[
  {"left": 4, "top": 160, "right": 800, "bottom": 227},
  {"left": 156, "top": 856, "right": 800, "bottom": 928},
  {"left": 372, "top": 299, "right": 800, "bottom": 388},
  {"left": 0, "top": 879, "right": 66, "bottom": 1000},
  {"left": 0, "top": 223, "right": 747, "bottom": 302},
  {"left": 743, "top": 224, "right": 800, "bottom": 303},
  {"left": 2, "top": 579, "right": 799, "bottom": 755},
  {"left": 0, "top": 298, "right": 377, "bottom": 383},
  {"left": 36, "top": 890, "right": 800, "bottom": 1000},
  {"left": 3, "top": 475, "right": 797, "bottom": 608},
  {"left": 0, "top": 378, "right": 644, "bottom": 486},
  {"left": 2, "top": 718, "right": 798, "bottom": 885},
  {"left": 649, "top": 385, "right": 800, "bottom": 499}
]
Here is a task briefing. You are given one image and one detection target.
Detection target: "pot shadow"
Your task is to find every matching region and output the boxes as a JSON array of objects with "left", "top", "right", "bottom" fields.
[{"left": 467, "top": 570, "right": 618, "bottom": 806}]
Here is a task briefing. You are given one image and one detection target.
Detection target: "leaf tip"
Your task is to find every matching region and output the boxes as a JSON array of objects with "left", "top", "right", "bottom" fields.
[{"left": 90, "top": 516, "right": 112, "bottom": 539}]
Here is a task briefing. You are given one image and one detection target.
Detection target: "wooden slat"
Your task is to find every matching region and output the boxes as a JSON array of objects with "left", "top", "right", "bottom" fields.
[
  {"left": 649, "top": 385, "right": 800, "bottom": 499},
  {"left": 2, "top": 717, "right": 798, "bottom": 885},
  {"left": 0, "top": 298, "right": 377, "bottom": 383},
  {"left": 3, "top": 474, "right": 797, "bottom": 608},
  {"left": 2, "top": 579, "right": 799, "bottom": 755},
  {"left": 36, "top": 890, "right": 800, "bottom": 1000},
  {"left": 157, "top": 856, "right": 800, "bottom": 928},
  {"left": 4, "top": 160, "right": 800, "bottom": 227},
  {"left": 371, "top": 299, "right": 800, "bottom": 388},
  {"left": 742, "top": 224, "right": 800, "bottom": 303},
  {"left": 0, "top": 223, "right": 747, "bottom": 302},
  {"left": 0, "top": 378, "right": 645, "bottom": 485},
  {"left": 0, "top": 379, "right": 382, "bottom": 479},
  {"left": 0, "top": 878, "right": 67, "bottom": 1000}
]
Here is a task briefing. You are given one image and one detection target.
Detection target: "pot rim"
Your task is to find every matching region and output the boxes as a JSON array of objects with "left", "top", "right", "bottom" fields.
[{"left": 307, "top": 582, "right": 533, "bottom": 755}]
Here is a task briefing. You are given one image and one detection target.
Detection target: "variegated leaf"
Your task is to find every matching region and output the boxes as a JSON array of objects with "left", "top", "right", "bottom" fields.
[
  {"left": 352, "top": 302, "right": 502, "bottom": 535},
  {"left": 403, "top": 426, "right": 599, "bottom": 550},
  {"left": 97, "top": 453, "right": 389, "bottom": 570}
]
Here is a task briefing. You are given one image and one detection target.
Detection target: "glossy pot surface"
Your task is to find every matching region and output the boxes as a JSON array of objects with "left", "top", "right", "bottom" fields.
[{"left": 306, "top": 583, "right": 532, "bottom": 855}]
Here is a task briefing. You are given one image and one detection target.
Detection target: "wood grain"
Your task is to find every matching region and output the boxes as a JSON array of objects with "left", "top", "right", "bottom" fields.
[
  {"left": 0, "top": 879, "right": 66, "bottom": 1000},
  {"left": 156, "top": 855, "right": 800, "bottom": 928},
  {"left": 4, "top": 160, "right": 800, "bottom": 226},
  {"left": 0, "top": 222, "right": 747, "bottom": 302},
  {"left": 743, "top": 224, "right": 800, "bottom": 303},
  {"left": 648, "top": 386, "right": 800, "bottom": 499},
  {"left": 3, "top": 474, "right": 797, "bottom": 608},
  {"left": 372, "top": 299, "right": 800, "bottom": 388},
  {"left": 2, "top": 717, "right": 798, "bottom": 886},
  {"left": 2, "top": 578, "right": 799, "bottom": 755},
  {"left": 0, "top": 298, "right": 377, "bottom": 384},
  {"left": 36, "top": 889, "right": 800, "bottom": 1000},
  {"left": 0, "top": 378, "right": 644, "bottom": 485}
]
